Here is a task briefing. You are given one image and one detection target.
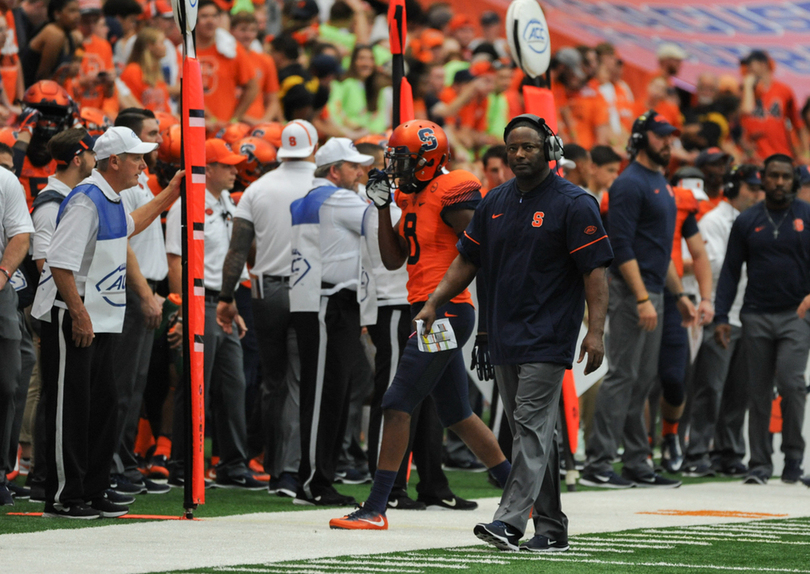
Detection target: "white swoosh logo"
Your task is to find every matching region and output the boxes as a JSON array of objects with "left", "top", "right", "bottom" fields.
[
  {"left": 388, "top": 500, "right": 398, "bottom": 508},
  {"left": 442, "top": 498, "right": 457, "bottom": 507},
  {"left": 360, "top": 516, "right": 385, "bottom": 526}
]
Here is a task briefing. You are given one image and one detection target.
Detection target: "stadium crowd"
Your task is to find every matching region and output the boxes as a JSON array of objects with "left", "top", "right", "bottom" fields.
[{"left": 0, "top": 0, "right": 809, "bottom": 530}]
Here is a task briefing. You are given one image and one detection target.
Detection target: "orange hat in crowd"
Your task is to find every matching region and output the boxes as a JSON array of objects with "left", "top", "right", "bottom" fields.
[
  {"left": 205, "top": 138, "right": 246, "bottom": 165},
  {"left": 140, "top": 0, "right": 173, "bottom": 20},
  {"left": 449, "top": 14, "right": 475, "bottom": 32}
]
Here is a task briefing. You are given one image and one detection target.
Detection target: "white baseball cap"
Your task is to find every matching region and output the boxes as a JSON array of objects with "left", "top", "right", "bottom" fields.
[
  {"left": 277, "top": 120, "right": 319, "bottom": 159},
  {"left": 94, "top": 126, "right": 159, "bottom": 160},
  {"left": 315, "top": 137, "right": 375, "bottom": 167}
]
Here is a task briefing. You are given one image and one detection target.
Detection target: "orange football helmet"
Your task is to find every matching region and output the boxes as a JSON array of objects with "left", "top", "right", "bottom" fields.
[
  {"left": 385, "top": 120, "right": 449, "bottom": 193},
  {"left": 217, "top": 122, "right": 252, "bottom": 145},
  {"left": 78, "top": 107, "right": 112, "bottom": 137},
  {"left": 251, "top": 122, "right": 283, "bottom": 148},
  {"left": 354, "top": 133, "right": 389, "bottom": 147},
  {"left": 0, "top": 127, "right": 18, "bottom": 147},
  {"left": 235, "top": 136, "right": 278, "bottom": 188},
  {"left": 158, "top": 124, "right": 182, "bottom": 165},
  {"left": 22, "top": 80, "right": 75, "bottom": 138},
  {"left": 154, "top": 111, "right": 180, "bottom": 132}
]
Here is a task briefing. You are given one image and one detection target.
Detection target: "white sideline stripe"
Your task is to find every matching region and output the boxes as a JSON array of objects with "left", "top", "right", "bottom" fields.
[
  {"left": 642, "top": 528, "right": 780, "bottom": 539},
  {"left": 628, "top": 533, "right": 809, "bottom": 545},
  {"left": 301, "top": 297, "right": 329, "bottom": 498},
  {"left": 53, "top": 308, "right": 67, "bottom": 505},
  {"left": 578, "top": 536, "right": 711, "bottom": 546},
  {"left": 370, "top": 555, "right": 502, "bottom": 568},
  {"left": 501, "top": 556, "right": 810, "bottom": 572},
  {"left": 218, "top": 567, "right": 417, "bottom": 574},
  {"left": 573, "top": 540, "right": 676, "bottom": 549},
  {"left": 446, "top": 547, "right": 636, "bottom": 555},
  {"left": 314, "top": 558, "right": 470, "bottom": 568}
]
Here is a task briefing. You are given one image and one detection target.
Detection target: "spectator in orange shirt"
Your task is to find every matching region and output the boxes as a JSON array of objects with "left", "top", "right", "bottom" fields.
[
  {"left": 656, "top": 42, "right": 692, "bottom": 113},
  {"left": 595, "top": 43, "right": 634, "bottom": 136},
  {"left": 740, "top": 49, "right": 801, "bottom": 161},
  {"left": 448, "top": 14, "right": 476, "bottom": 61},
  {"left": 195, "top": 0, "right": 258, "bottom": 132},
  {"left": 231, "top": 10, "right": 280, "bottom": 124},
  {"left": 67, "top": 0, "right": 117, "bottom": 114},
  {"left": 636, "top": 77, "right": 683, "bottom": 131},
  {"left": 0, "top": 15, "right": 22, "bottom": 121},
  {"left": 555, "top": 47, "right": 610, "bottom": 150},
  {"left": 120, "top": 27, "right": 172, "bottom": 113}
]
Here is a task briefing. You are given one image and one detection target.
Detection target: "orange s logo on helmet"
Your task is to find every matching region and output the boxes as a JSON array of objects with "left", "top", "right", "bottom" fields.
[
  {"left": 795, "top": 218, "right": 805, "bottom": 232},
  {"left": 385, "top": 120, "right": 449, "bottom": 193}
]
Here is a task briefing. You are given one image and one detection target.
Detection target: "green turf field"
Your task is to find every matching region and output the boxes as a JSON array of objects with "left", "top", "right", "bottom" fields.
[{"left": 143, "top": 517, "right": 810, "bottom": 574}]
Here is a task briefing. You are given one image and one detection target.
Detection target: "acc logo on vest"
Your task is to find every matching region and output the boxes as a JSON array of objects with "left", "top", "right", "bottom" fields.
[
  {"left": 94, "top": 263, "right": 127, "bottom": 307},
  {"left": 291, "top": 248, "right": 311, "bottom": 286},
  {"left": 523, "top": 19, "right": 548, "bottom": 54}
]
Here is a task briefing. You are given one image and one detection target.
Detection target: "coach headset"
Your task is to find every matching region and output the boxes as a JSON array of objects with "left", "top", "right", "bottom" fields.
[
  {"left": 626, "top": 110, "right": 660, "bottom": 158},
  {"left": 503, "top": 114, "right": 564, "bottom": 162},
  {"left": 723, "top": 164, "right": 762, "bottom": 200}
]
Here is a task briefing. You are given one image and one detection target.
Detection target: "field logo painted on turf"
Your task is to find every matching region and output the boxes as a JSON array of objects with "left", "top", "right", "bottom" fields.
[
  {"left": 523, "top": 19, "right": 549, "bottom": 54},
  {"left": 638, "top": 509, "right": 788, "bottom": 518}
]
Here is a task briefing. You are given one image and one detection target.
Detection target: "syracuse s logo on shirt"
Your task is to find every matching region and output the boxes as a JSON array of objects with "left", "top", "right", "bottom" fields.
[{"left": 532, "top": 212, "right": 545, "bottom": 227}]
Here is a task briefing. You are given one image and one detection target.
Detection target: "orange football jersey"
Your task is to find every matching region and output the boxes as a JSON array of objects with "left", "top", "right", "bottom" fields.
[
  {"left": 671, "top": 186, "right": 699, "bottom": 277},
  {"left": 395, "top": 170, "right": 482, "bottom": 305},
  {"left": 21, "top": 157, "right": 57, "bottom": 209}
]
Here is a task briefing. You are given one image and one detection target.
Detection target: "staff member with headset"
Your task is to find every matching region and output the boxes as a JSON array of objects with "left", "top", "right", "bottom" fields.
[
  {"left": 683, "top": 164, "right": 763, "bottom": 478},
  {"left": 715, "top": 154, "right": 810, "bottom": 486},
  {"left": 581, "top": 111, "right": 695, "bottom": 490},
  {"left": 416, "top": 114, "right": 613, "bottom": 552}
]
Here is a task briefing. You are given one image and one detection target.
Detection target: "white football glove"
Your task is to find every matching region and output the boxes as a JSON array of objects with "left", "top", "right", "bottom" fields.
[{"left": 366, "top": 169, "right": 392, "bottom": 209}]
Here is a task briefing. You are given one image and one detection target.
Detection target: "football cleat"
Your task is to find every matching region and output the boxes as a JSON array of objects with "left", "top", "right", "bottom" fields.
[{"left": 329, "top": 506, "right": 388, "bottom": 530}]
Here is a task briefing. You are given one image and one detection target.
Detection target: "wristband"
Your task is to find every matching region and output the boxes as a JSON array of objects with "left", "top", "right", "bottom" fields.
[
  {"left": 0, "top": 266, "right": 10, "bottom": 281},
  {"left": 675, "top": 292, "right": 687, "bottom": 300},
  {"left": 217, "top": 294, "right": 234, "bottom": 304},
  {"left": 637, "top": 296, "right": 649, "bottom": 304}
]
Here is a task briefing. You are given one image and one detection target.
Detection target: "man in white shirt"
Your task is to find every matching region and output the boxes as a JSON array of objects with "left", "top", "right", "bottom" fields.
[
  {"left": 166, "top": 138, "right": 262, "bottom": 491},
  {"left": 683, "top": 164, "right": 763, "bottom": 478},
  {"left": 34, "top": 127, "right": 180, "bottom": 519},
  {"left": 111, "top": 109, "right": 171, "bottom": 495},
  {"left": 24, "top": 127, "right": 97, "bottom": 503},
  {"left": 0, "top": 165, "right": 34, "bottom": 506},
  {"left": 217, "top": 120, "right": 318, "bottom": 498},
  {"left": 287, "top": 137, "right": 373, "bottom": 506}
]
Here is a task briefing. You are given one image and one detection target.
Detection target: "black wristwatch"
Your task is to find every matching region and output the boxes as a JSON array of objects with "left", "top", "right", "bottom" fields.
[{"left": 217, "top": 294, "right": 234, "bottom": 304}]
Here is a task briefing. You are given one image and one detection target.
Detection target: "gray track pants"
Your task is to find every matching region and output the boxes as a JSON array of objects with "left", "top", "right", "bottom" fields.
[
  {"left": 685, "top": 326, "right": 747, "bottom": 464},
  {"left": 493, "top": 362, "right": 568, "bottom": 540},
  {"left": 585, "top": 278, "right": 663, "bottom": 478},
  {"left": 741, "top": 311, "right": 810, "bottom": 474}
]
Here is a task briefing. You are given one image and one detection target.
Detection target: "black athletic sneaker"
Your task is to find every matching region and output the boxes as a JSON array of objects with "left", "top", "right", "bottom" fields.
[
  {"left": 43, "top": 503, "right": 101, "bottom": 519},
  {"left": 579, "top": 471, "right": 635, "bottom": 489},
  {"left": 110, "top": 474, "right": 146, "bottom": 495},
  {"left": 622, "top": 470, "right": 681, "bottom": 488},
  {"left": 142, "top": 477, "right": 171, "bottom": 494},
  {"left": 0, "top": 484, "right": 13, "bottom": 506},
  {"left": 167, "top": 473, "right": 214, "bottom": 489},
  {"left": 87, "top": 496, "right": 129, "bottom": 518},
  {"left": 273, "top": 472, "right": 298, "bottom": 498},
  {"left": 7, "top": 482, "right": 30, "bottom": 499},
  {"left": 418, "top": 494, "right": 477, "bottom": 510},
  {"left": 744, "top": 469, "right": 770, "bottom": 485},
  {"left": 104, "top": 489, "right": 135, "bottom": 505},
  {"left": 801, "top": 475, "right": 810, "bottom": 488},
  {"left": 28, "top": 485, "right": 45, "bottom": 503},
  {"left": 782, "top": 458, "right": 803, "bottom": 484},
  {"left": 387, "top": 494, "right": 426, "bottom": 510},
  {"left": 660, "top": 434, "right": 684, "bottom": 473},
  {"left": 215, "top": 472, "right": 265, "bottom": 490},
  {"left": 682, "top": 458, "right": 716, "bottom": 478},
  {"left": 718, "top": 460, "right": 748, "bottom": 477},
  {"left": 520, "top": 534, "right": 569, "bottom": 552},
  {"left": 474, "top": 520, "right": 522, "bottom": 551},
  {"left": 334, "top": 468, "right": 372, "bottom": 485},
  {"left": 293, "top": 488, "right": 356, "bottom": 507}
]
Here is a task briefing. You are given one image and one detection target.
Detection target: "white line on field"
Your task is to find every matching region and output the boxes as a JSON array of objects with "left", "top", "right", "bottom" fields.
[
  {"left": 642, "top": 528, "right": 780, "bottom": 539},
  {"left": 311, "top": 559, "right": 476, "bottom": 568},
  {"left": 445, "top": 547, "right": 636, "bottom": 555},
  {"left": 499, "top": 556, "right": 810, "bottom": 572},
  {"left": 577, "top": 537, "right": 700, "bottom": 546},
  {"left": 218, "top": 565, "right": 419, "bottom": 574},
  {"left": 637, "top": 531, "right": 810, "bottom": 544}
]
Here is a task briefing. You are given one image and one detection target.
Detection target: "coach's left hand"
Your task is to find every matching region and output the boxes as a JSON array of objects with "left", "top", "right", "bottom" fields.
[{"left": 578, "top": 330, "right": 604, "bottom": 375}]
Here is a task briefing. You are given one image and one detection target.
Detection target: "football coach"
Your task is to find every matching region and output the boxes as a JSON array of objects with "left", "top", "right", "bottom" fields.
[{"left": 414, "top": 114, "right": 613, "bottom": 551}]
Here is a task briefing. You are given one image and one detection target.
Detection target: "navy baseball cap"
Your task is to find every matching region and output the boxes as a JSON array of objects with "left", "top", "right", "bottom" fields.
[
  {"left": 636, "top": 110, "right": 680, "bottom": 137},
  {"left": 743, "top": 169, "right": 762, "bottom": 186},
  {"left": 695, "top": 146, "right": 731, "bottom": 167}
]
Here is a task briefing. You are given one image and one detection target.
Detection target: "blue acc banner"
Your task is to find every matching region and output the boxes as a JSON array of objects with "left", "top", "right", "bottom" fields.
[{"left": 485, "top": 0, "right": 810, "bottom": 101}]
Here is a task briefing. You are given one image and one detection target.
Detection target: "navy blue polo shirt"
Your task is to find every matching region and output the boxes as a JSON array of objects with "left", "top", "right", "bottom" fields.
[
  {"left": 457, "top": 172, "right": 614, "bottom": 367},
  {"left": 715, "top": 199, "right": 810, "bottom": 323},
  {"left": 607, "top": 161, "right": 676, "bottom": 293}
]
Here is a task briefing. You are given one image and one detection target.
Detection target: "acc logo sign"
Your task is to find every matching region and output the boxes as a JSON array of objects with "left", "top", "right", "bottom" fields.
[
  {"left": 522, "top": 19, "right": 549, "bottom": 55},
  {"left": 290, "top": 248, "right": 311, "bottom": 287},
  {"left": 95, "top": 264, "right": 127, "bottom": 307}
]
